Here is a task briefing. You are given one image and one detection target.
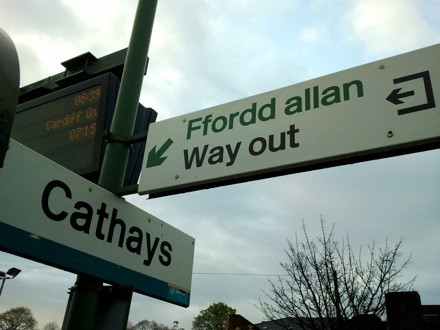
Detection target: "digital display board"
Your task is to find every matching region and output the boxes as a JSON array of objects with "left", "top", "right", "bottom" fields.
[{"left": 12, "top": 73, "right": 118, "bottom": 175}]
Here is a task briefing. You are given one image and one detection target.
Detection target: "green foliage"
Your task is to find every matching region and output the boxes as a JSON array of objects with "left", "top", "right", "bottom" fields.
[
  {"left": 0, "top": 306, "right": 37, "bottom": 330},
  {"left": 128, "top": 319, "right": 173, "bottom": 330},
  {"left": 192, "top": 302, "right": 236, "bottom": 330}
]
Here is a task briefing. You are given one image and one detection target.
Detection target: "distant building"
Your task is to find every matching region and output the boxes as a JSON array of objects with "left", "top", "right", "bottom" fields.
[
  {"left": 227, "top": 314, "right": 260, "bottom": 330},
  {"left": 386, "top": 292, "right": 440, "bottom": 330},
  {"left": 241, "top": 316, "right": 388, "bottom": 330},
  {"left": 228, "top": 292, "right": 440, "bottom": 330},
  {"left": 421, "top": 305, "right": 440, "bottom": 329},
  {"left": 255, "top": 317, "right": 329, "bottom": 330}
]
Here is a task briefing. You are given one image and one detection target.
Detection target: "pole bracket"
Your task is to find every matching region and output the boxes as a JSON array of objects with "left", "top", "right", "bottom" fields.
[
  {"left": 113, "top": 184, "right": 139, "bottom": 196},
  {"left": 105, "top": 131, "right": 149, "bottom": 145}
]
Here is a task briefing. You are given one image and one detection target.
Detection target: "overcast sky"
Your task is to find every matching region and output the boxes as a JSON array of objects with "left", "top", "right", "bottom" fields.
[{"left": 1, "top": 0, "right": 440, "bottom": 329}]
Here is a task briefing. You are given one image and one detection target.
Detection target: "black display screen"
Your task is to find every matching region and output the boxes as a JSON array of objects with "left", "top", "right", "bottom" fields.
[{"left": 12, "top": 73, "right": 118, "bottom": 175}]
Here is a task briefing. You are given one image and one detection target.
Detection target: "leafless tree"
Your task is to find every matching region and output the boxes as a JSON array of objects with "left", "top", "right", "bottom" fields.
[
  {"left": 0, "top": 306, "right": 37, "bottom": 330},
  {"left": 42, "top": 321, "right": 60, "bottom": 330},
  {"left": 258, "top": 218, "right": 415, "bottom": 330}
]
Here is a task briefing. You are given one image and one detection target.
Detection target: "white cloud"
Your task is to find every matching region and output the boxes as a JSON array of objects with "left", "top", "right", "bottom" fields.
[
  {"left": 346, "top": 0, "right": 440, "bottom": 56},
  {"left": 60, "top": 0, "right": 125, "bottom": 28},
  {"left": 300, "top": 27, "right": 322, "bottom": 43}
]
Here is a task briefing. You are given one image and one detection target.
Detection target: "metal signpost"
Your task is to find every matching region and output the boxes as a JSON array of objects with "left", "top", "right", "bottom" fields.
[
  {"left": 64, "top": 0, "right": 160, "bottom": 329},
  {"left": 138, "top": 44, "right": 440, "bottom": 197}
]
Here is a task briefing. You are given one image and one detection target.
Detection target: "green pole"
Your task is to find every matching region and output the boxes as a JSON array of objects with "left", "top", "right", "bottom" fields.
[
  {"left": 64, "top": 1, "right": 158, "bottom": 329},
  {"left": 99, "top": 0, "right": 158, "bottom": 191},
  {"left": 63, "top": 275, "right": 102, "bottom": 330}
]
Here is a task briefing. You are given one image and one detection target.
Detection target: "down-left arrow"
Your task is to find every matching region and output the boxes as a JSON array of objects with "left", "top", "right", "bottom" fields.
[{"left": 146, "top": 138, "right": 174, "bottom": 168}]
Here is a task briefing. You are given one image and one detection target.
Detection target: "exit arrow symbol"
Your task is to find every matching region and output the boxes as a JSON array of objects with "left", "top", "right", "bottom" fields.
[
  {"left": 146, "top": 138, "right": 174, "bottom": 168},
  {"left": 386, "top": 88, "right": 415, "bottom": 105},
  {"left": 386, "top": 71, "right": 436, "bottom": 115}
]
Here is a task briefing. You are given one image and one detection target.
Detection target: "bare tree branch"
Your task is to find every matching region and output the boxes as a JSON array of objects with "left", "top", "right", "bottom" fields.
[{"left": 258, "top": 217, "right": 415, "bottom": 330}]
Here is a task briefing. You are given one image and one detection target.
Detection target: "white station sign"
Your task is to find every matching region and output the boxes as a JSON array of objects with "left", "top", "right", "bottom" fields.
[
  {"left": 0, "top": 140, "right": 195, "bottom": 307},
  {"left": 139, "top": 44, "right": 440, "bottom": 196}
]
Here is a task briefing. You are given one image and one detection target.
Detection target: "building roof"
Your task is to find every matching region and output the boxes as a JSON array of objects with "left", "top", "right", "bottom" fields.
[{"left": 254, "top": 317, "right": 332, "bottom": 330}]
